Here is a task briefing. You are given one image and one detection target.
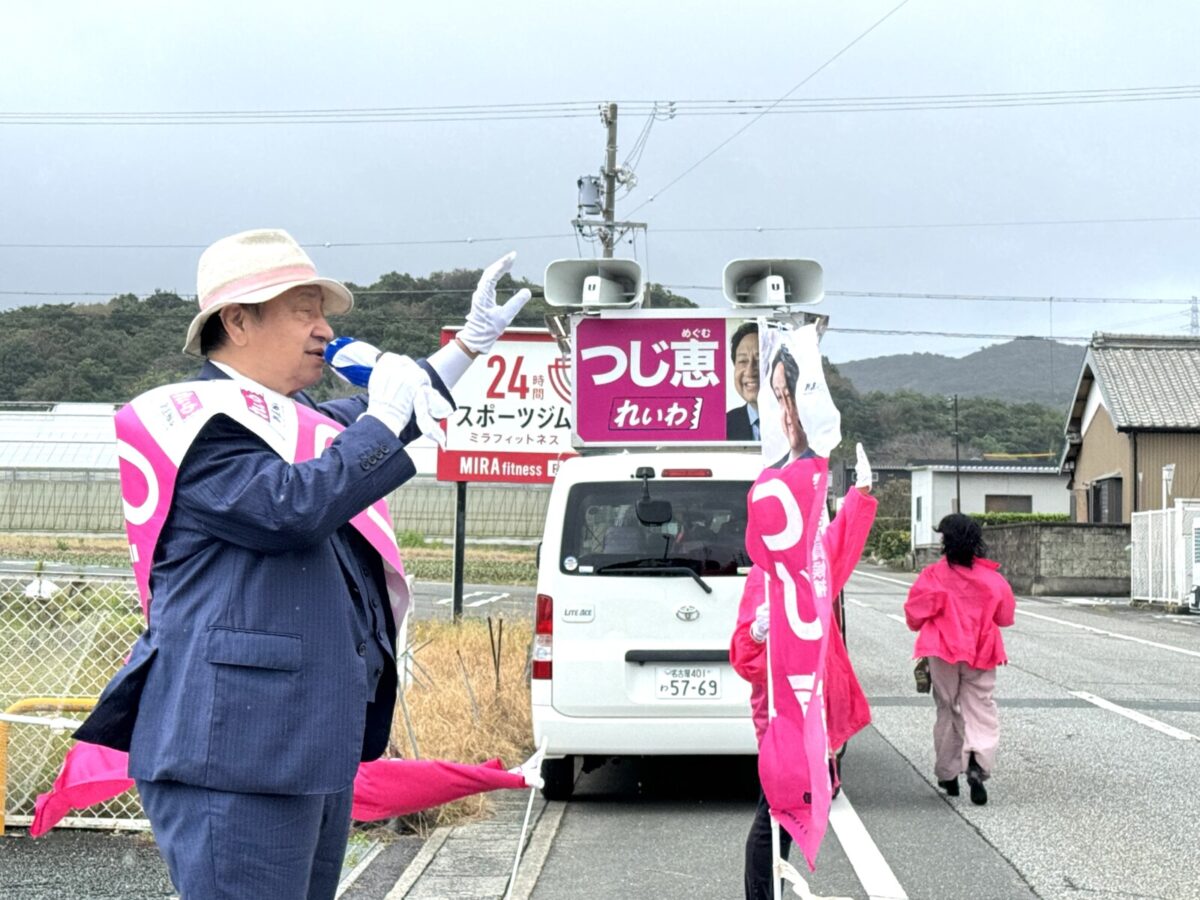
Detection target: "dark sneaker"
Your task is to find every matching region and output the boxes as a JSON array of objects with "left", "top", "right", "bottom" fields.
[
  {"left": 967, "top": 759, "right": 988, "bottom": 806},
  {"left": 937, "top": 777, "right": 959, "bottom": 796}
]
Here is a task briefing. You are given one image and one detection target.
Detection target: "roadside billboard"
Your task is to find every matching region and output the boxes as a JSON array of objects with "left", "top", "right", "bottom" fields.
[{"left": 436, "top": 328, "right": 576, "bottom": 484}]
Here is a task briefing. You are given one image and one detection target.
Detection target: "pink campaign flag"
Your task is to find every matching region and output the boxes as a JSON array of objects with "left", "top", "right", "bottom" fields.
[
  {"left": 744, "top": 455, "right": 837, "bottom": 871},
  {"left": 30, "top": 747, "right": 530, "bottom": 835}
]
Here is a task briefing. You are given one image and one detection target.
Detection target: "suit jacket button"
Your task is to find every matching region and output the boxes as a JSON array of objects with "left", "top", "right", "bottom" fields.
[{"left": 356, "top": 642, "right": 366, "bottom": 656}]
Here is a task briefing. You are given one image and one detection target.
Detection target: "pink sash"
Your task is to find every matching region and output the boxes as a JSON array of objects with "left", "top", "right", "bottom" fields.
[{"left": 115, "top": 380, "right": 409, "bottom": 622}]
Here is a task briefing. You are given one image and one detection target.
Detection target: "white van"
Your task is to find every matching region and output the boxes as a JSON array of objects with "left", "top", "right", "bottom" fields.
[{"left": 531, "top": 450, "right": 761, "bottom": 799}]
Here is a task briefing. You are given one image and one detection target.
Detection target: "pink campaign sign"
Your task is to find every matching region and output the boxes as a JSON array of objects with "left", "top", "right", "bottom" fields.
[{"left": 574, "top": 316, "right": 727, "bottom": 443}]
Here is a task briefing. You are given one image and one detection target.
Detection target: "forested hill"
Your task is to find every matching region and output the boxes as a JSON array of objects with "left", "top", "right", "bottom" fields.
[
  {"left": 0, "top": 273, "right": 1065, "bottom": 460},
  {"left": 835, "top": 338, "right": 1085, "bottom": 409},
  {"left": 0, "top": 273, "right": 694, "bottom": 403}
]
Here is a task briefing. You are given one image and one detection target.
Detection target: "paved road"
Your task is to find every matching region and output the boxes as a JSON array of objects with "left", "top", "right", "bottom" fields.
[
  {"left": 525, "top": 562, "right": 1200, "bottom": 899},
  {"left": 409, "top": 581, "right": 535, "bottom": 622},
  {"left": 8, "top": 567, "right": 1200, "bottom": 898}
]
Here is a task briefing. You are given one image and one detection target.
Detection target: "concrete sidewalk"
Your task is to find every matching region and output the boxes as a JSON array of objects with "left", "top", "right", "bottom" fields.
[{"left": 384, "top": 791, "right": 564, "bottom": 900}]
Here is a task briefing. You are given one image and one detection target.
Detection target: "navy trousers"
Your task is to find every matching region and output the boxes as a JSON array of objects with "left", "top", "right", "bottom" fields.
[
  {"left": 744, "top": 790, "right": 793, "bottom": 900},
  {"left": 137, "top": 779, "right": 353, "bottom": 900}
]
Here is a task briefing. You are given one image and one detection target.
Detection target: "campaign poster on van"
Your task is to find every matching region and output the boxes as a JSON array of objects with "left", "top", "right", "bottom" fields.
[
  {"left": 436, "top": 328, "right": 575, "bottom": 484},
  {"left": 573, "top": 311, "right": 761, "bottom": 446}
]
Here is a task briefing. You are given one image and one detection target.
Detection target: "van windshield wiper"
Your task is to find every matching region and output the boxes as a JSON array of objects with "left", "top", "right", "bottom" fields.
[{"left": 593, "top": 559, "right": 713, "bottom": 594}]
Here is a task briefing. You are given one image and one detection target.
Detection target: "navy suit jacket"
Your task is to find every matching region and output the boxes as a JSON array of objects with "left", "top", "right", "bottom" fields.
[
  {"left": 76, "top": 361, "right": 450, "bottom": 795},
  {"left": 726, "top": 403, "right": 757, "bottom": 441}
]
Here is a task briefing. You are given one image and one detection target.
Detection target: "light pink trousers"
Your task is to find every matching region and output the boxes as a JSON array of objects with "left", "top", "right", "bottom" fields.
[{"left": 928, "top": 657, "right": 999, "bottom": 781}]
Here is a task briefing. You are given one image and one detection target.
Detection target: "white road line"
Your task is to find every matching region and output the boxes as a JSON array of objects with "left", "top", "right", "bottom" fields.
[
  {"left": 1014, "top": 608, "right": 1200, "bottom": 659},
  {"left": 467, "top": 592, "right": 509, "bottom": 608},
  {"left": 852, "top": 570, "right": 914, "bottom": 589},
  {"left": 828, "top": 791, "right": 909, "bottom": 900},
  {"left": 885, "top": 613, "right": 907, "bottom": 625},
  {"left": 845, "top": 598, "right": 869, "bottom": 607},
  {"left": 1070, "top": 691, "right": 1198, "bottom": 741},
  {"left": 855, "top": 570, "right": 1200, "bottom": 661},
  {"left": 436, "top": 591, "right": 493, "bottom": 606}
]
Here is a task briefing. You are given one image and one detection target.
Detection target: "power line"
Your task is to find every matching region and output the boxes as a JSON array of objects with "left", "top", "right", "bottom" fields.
[
  {"left": 4, "top": 286, "right": 1196, "bottom": 306},
  {"left": 626, "top": 0, "right": 912, "bottom": 216},
  {"left": 663, "top": 287, "right": 1196, "bottom": 305},
  {"left": 4, "top": 211, "right": 1198, "bottom": 253},
  {"left": 827, "top": 327, "right": 1091, "bottom": 342},
  {"left": 4, "top": 84, "right": 1200, "bottom": 125},
  {"left": 0, "top": 301, "right": 1100, "bottom": 342}
]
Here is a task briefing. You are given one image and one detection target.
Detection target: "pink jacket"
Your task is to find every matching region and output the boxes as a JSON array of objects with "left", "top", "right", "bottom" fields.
[
  {"left": 729, "top": 487, "right": 877, "bottom": 748},
  {"left": 904, "top": 557, "right": 1015, "bottom": 670}
]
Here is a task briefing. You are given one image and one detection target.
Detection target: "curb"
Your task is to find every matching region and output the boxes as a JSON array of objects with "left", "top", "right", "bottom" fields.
[{"left": 384, "top": 826, "right": 451, "bottom": 899}]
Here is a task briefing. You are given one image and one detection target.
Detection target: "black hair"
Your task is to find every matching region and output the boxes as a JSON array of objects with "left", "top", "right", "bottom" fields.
[
  {"left": 935, "top": 513, "right": 987, "bottom": 567},
  {"left": 729, "top": 321, "right": 759, "bottom": 364},
  {"left": 198, "top": 304, "right": 261, "bottom": 356},
  {"left": 770, "top": 343, "right": 799, "bottom": 399}
]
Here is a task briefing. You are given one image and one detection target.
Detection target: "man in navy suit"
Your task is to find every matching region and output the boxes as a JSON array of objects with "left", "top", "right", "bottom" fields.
[
  {"left": 725, "top": 321, "right": 761, "bottom": 441},
  {"left": 75, "top": 229, "right": 529, "bottom": 899}
]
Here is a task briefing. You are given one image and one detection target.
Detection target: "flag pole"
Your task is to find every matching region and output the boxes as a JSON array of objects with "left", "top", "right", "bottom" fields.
[{"left": 765, "top": 571, "right": 783, "bottom": 900}]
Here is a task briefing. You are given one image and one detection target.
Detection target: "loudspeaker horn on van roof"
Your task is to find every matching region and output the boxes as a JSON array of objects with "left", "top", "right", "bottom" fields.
[
  {"left": 722, "top": 258, "right": 823, "bottom": 307},
  {"left": 543, "top": 258, "right": 645, "bottom": 309}
]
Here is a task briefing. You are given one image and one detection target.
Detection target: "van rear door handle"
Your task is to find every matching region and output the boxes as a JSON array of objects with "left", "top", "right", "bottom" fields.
[{"left": 625, "top": 649, "right": 729, "bottom": 664}]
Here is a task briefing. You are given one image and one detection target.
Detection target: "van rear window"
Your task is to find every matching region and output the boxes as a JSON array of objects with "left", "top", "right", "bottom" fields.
[{"left": 561, "top": 480, "right": 753, "bottom": 576}]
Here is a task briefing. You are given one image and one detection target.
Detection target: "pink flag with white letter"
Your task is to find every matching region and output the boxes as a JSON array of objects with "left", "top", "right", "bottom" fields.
[{"left": 745, "top": 455, "right": 836, "bottom": 871}]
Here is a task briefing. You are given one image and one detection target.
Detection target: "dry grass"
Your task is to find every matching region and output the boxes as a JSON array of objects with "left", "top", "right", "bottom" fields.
[{"left": 389, "top": 616, "right": 534, "bottom": 831}]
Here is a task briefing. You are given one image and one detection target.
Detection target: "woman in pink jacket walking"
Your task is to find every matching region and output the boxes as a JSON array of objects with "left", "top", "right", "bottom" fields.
[{"left": 904, "top": 513, "right": 1015, "bottom": 805}]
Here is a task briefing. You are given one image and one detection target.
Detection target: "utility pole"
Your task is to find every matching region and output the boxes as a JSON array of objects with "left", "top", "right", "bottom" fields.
[
  {"left": 953, "top": 394, "right": 962, "bottom": 513},
  {"left": 572, "top": 102, "right": 646, "bottom": 265},
  {"left": 601, "top": 103, "right": 618, "bottom": 258},
  {"left": 1190, "top": 297, "right": 1198, "bottom": 336}
]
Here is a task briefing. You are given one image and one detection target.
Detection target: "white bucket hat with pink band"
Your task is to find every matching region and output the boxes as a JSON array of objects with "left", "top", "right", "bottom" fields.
[{"left": 183, "top": 228, "right": 354, "bottom": 357}]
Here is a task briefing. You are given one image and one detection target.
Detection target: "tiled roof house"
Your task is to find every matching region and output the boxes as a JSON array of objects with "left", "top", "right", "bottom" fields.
[{"left": 1060, "top": 333, "right": 1200, "bottom": 522}]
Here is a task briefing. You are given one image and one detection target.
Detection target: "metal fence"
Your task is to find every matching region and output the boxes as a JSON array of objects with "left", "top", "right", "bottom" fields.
[
  {"left": 0, "top": 566, "right": 146, "bottom": 829},
  {"left": 1130, "top": 500, "right": 1200, "bottom": 607},
  {"left": 0, "top": 470, "right": 551, "bottom": 542}
]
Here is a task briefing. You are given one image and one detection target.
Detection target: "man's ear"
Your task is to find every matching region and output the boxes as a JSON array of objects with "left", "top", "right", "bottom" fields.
[{"left": 218, "top": 304, "right": 252, "bottom": 348}]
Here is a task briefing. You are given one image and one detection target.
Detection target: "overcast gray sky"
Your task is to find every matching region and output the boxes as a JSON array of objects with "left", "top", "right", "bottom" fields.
[{"left": 2, "top": 0, "right": 1198, "bottom": 363}]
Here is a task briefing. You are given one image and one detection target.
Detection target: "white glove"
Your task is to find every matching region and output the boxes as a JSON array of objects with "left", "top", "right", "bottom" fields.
[
  {"left": 363, "top": 353, "right": 421, "bottom": 436},
  {"left": 457, "top": 251, "right": 533, "bottom": 354},
  {"left": 413, "top": 383, "right": 454, "bottom": 449},
  {"left": 749, "top": 599, "right": 770, "bottom": 643},
  {"left": 509, "top": 738, "right": 547, "bottom": 790},
  {"left": 854, "top": 442, "right": 873, "bottom": 492}
]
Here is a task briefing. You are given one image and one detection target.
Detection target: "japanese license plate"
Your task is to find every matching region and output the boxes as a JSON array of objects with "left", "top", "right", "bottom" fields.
[{"left": 655, "top": 666, "right": 721, "bottom": 699}]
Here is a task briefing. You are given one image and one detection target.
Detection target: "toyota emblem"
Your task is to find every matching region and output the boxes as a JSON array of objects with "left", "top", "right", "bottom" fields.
[{"left": 676, "top": 605, "right": 700, "bottom": 622}]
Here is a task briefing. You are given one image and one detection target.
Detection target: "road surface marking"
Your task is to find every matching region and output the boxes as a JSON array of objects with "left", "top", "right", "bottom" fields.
[
  {"left": 846, "top": 597, "right": 869, "bottom": 607},
  {"left": 854, "top": 570, "right": 1200, "bottom": 660},
  {"left": 1014, "top": 608, "right": 1200, "bottom": 659},
  {"left": 885, "top": 613, "right": 907, "bottom": 625},
  {"left": 467, "top": 592, "right": 510, "bottom": 608},
  {"left": 829, "top": 791, "right": 909, "bottom": 900},
  {"left": 1070, "top": 691, "right": 1198, "bottom": 741},
  {"left": 1075, "top": 696, "right": 1195, "bottom": 744},
  {"left": 436, "top": 590, "right": 493, "bottom": 606},
  {"left": 852, "top": 571, "right": 914, "bottom": 588}
]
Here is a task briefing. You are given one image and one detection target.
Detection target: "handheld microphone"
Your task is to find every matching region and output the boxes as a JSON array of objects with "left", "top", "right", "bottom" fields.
[{"left": 324, "top": 337, "right": 382, "bottom": 388}]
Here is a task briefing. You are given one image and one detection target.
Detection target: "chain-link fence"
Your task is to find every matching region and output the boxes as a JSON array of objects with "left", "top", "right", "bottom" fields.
[
  {"left": 0, "top": 470, "right": 552, "bottom": 542},
  {"left": 0, "top": 566, "right": 146, "bottom": 829}
]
